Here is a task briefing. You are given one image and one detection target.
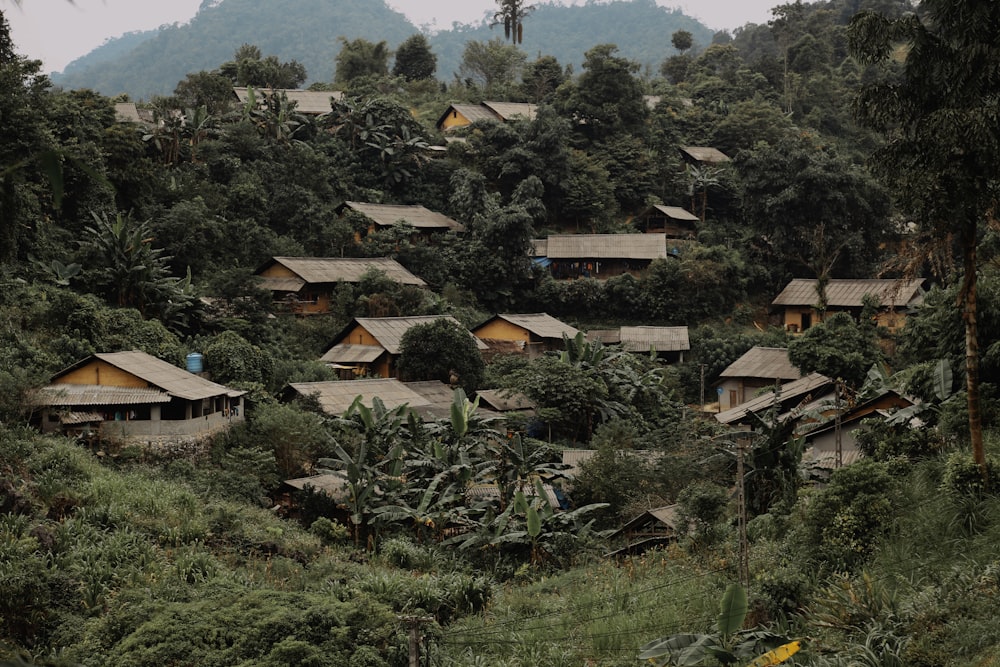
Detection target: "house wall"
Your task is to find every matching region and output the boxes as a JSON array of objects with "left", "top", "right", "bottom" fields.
[
  {"left": 54, "top": 361, "right": 148, "bottom": 388},
  {"left": 337, "top": 324, "right": 393, "bottom": 377},
  {"left": 439, "top": 111, "right": 471, "bottom": 131},
  {"left": 549, "top": 259, "right": 651, "bottom": 280},
  {"left": 783, "top": 306, "right": 908, "bottom": 334}
]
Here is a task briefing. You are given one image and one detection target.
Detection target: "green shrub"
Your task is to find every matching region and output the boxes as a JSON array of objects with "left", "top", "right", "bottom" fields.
[{"left": 310, "top": 517, "right": 350, "bottom": 545}]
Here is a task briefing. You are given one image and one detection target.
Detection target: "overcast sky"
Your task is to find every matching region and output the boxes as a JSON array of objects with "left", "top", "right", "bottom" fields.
[{"left": 4, "top": 0, "right": 782, "bottom": 74}]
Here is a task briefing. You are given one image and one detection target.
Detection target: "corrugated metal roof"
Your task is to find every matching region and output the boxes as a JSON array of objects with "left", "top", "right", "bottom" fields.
[
  {"left": 680, "top": 146, "right": 731, "bottom": 163},
  {"left": 262, "top": 257, "right": 426, "bottom": 287},
  {"left": 466, "top": 482, "right": 560, "bottom": 508},
  {"left": 257, "top": 276, "right": 307, "bottom": 292},
  {"left": 530, "top": 238, "right": 548, "bottom": 256},
  {"left": 283, "top": 472, "right": 350, "bottom": 498},
  {"left": 484, "top": 313, "right": 581, "bottom": 340},
  {"left": 59, "top": 411, "right": 105, "bottom": 424},
  {"left": 342, "top": 201, "right": 465, "bottom": 232},
  {"left": 476, "top": 389, "right": 535, "bottom": 412},
  {"left": 715, "top": 372, "right": 833, "bottom": 425},
  {"left": 90, "top": 351, "right": 241, "bottom": 401},
  {"left": 719, "top": 346, "right": 801, "bottom": 380},
  {"left": 233, "top": 87, "right": 343, "bottom": 114},
  {"left": 438, "top": 103, "right": 499, "bottom": 128},
  {"left": 481, "top": 101, "right": 537, "bottom": 121},
  {"left": 650, "top": 205, "right": 700, "bottom": 221},
  {"left": 353, "top": 315, "right": 488, "bottom": 354},
  {"left": 544, "top": 234, "right": 667, "bottom": 260},
  {"left": 34, "top": 384, "right": 171, "bottom": 406},
  {"left": 618, "top": 326, "right": 690, "bottom": 352},
  {"left": 288, "top": 379, "right": 431, "bottom": 416},
  {"left": 771, "top": 279, "right": 926, "bottom": 308},
  {"left": 319, "top": 344, "right": 385, "bottom": 364},
  {"left": 404, "top": 380, "right": 461, "bottom": 420}
]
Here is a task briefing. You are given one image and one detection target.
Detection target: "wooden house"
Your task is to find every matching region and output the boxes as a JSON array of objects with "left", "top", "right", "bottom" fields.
[
  {"left": 534, "top": 234, "right": 669, "bottom": 279},
  {"left": 473, "top": 313, "right": 581, "bottom": 359},
  {"left": 475, "top": 389, "right": 535, "bottom": 415},
  {"left": 337, "top": 201, "right": 465, "bottom": 238},
  {"left": 232, "top": 87, "right": 344, "bottom": 115},
  {"left": 255, "top": 256, "right": 426, "bottom": 315},
  {"left": 32, "top": 351, "right": 244, "bottom": 444},
  {"left": 319, "top": 315, "right": 487, "bottom": 379},
  {"left": 717, "top": 346, "right": 801, "bottom": 411},
  {"left": 633, "top": 204, "right": 700, "bottom": 239},
  {"left": 715, "top": 372, "right": 833, "bottom": 428},
  {"left": 436, "top": 101, "right": 537, "bottom": 132},
  {"left": 606, "top": 505, "right": 682, "bottom": 558},
  {"left": 586, "top": 326, "right": 690, "bottom": 363},
  {"left": 772, "top": 278, "right": 926, "bottom": 333}
]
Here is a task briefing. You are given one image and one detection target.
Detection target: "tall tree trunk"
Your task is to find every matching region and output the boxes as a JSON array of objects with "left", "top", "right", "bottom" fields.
[{"left": 960, "top": 224, "right": 986, "bottom": 481}]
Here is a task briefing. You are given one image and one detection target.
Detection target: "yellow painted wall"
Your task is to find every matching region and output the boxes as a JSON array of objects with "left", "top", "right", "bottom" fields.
[
  {"left": 341, "top": 323, "right": 381, "bottom": 347},
  {"left": 439, "top": 110, "right": 471, "bottom": 131},
  {"left": 259, "top": 264, "right": 297, "bottom": 278},
  {"left": 54, "top": 360, "right": 148, "bottom": 388},
  {"left": 474, "top": 319, "right": 530, "bottom": 343}
]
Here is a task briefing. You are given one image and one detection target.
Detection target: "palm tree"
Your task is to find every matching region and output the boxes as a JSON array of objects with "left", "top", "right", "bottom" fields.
[{"left": 492, "top": 0, "right": 534, "bottom": 44}]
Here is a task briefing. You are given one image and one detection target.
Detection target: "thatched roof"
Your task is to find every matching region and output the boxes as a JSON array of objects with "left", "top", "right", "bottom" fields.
[
  {"left": 257, "top": 257, "right": 426, "bottom": 289},
  {"left": 543, "top": 234, "right": 668, "bottom": 260},
  {"left": 477, "top": 313, "right": 581, "bottom": 341},
  {"left": 233, "top": 87, "right": 343, "bottom": 114},
  {"left": 618, "top": 326, "right": 689, "bottom": 352},
  {"left": 720, "top": 346, "right": 800, "bottom": 381},
  {"left": 340, "top": 201, "right": 465, "bottom": 232},
  {"left": 772, "top": 279, "right": 925, "bottom": 308}
]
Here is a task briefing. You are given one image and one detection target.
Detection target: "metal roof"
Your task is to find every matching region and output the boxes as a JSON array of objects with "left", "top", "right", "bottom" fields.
[
  {"left": 715, "top": 372, "right": 833, "bottom": 425},
  {"left": 288, "top": 379, "right": 431, "bottom": 416},
  {"left": 679, "top": 146, "right": 731, "bottom": 164},
  {"left": 610, "top": 504, "right": 680, "bottom": 538},
  {"left": 51, "top": 351, "right": 242, "bottom": 401},
  {"left": 618, "top": 326, "right": 690, "bottom": 352},
  {"left": 341, "top": 201, "right": 465, "bottom": 232},
  {"left": 233, "top": 87, "right": 343, "bottom": 114},
  {"left": 476, "top": 389, "right": 535, "bottom": 412},
  {"left": 771, "top": 279, "right": 926, "bottom": 308},
  {"left": 350, "top": 315, "right": 488, "bottom": 355},
  {"left": 719, "top": 346, "right": 801, "bottom": 380},
  {"left": 480, "top": 313, "right": 581, "bottom": 340},
  {"left": 437, "top": 103, "right": 499, "bottom": 128},
  {"left": 259, "top": 257, "right": 426, "bottom": 288},
  {"left": 543, "top": 234, "right": 668, "bottom": 260},
  {"left": 530, "top": 238, "right": 548, "bottom": 256},
  {"left": 481, "top": 101, "right": 537, "bottom": 121},
  {"left": 34, "top": 384, "right": 171, "bottom": 406},
  {"left": 319, "top": 344, "right": 385, "bottom": 364},
  {"left": 283, "top": 472, "right": 350, "bottom": 498},
  {"left": 650, "top": 205, "right": 700, "bottom": 221}
]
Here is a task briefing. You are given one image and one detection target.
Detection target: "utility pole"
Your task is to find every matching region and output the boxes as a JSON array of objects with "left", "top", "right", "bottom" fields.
[
  {"left": 399, "top": 615, "right": 433, "bottom": 667},
  {"left": 700, "top": 363, "right": 706, "bottom": 411},
  {"left": 834, "top": 379, "right": 843, "bottom": 469},
  {"left": 735, "top": 435, "right": 750, "bottom": 593}
]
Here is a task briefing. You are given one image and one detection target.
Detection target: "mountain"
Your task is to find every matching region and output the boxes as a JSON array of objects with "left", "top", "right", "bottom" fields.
[{"left": 52, "top": 0, "right": 716, "bottom": 100}]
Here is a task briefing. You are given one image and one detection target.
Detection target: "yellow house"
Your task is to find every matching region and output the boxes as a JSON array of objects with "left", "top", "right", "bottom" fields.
[
  {"left": 435, "top": 101, "right": 537, "bottom": 132},
  {"left": 320, "top": 315, "right": 487, "bottom": 379},
  {"left": 772, "top": 278, "right": 926, "bottom": 334},
  {"left": 473, "top": 313, "right": 581, "bottom": 358},
  {"left": 33, "top": 351, "right": 244, "bottom": 444}
]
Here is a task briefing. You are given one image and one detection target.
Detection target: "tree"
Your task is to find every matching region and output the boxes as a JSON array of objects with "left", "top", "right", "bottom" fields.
[
  {"left": 848, "top": 1, "right": 1000, "bottom": 478},
  {"left": 520, "top": 55, "right": 565, "bottom": 102},
  {"left": 334, "top": 38, "right": 390, "bottom": 85},
  {"left": 397, "top": 319, "right": 485, "bottom": 394},
  {"left": 392, "top": 34, "right": 436, "bottom": 81},
  {"left": 218, "top": 44, "right": 306, "bottom": 89},
  {"left": 554, "top": 44, "right": 647, "bottom": 141},
  {"left": 671, "top": 29, "right": 694, "bottom": 53},
  {"left": 788, "top": 310, "right": 882, "bottom": 390},
  {"left": 457, "top": 38, "right": 526, "bottom": 95},
  {"left": 492, "top": 0, "right": 535, "bottom": 45}
]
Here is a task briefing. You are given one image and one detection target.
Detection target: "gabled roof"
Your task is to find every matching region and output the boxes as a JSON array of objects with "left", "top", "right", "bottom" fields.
[
  {"left": 719, "top": 346, "right": 801, "bottom": 381},
  {"left": 257, "top": 257, "right": 426, "bottom": 289},
  {"left": 288, "top": 378, "right": 431, "bottom": 416},
  {"left": 233, "top": 87, "right": 343, "bottom": 114},
  {"left": 50, "top": 351, "right": 242, "bottom": 401},
  {"left": 114, "top": 102, "right": 153, "bottom": 125},
  {"left": 477, "top": 313, "right": 581, "bottom": 340},
  {"left": 339, "top": 201, "right": 465, "bottom": 232},
  {"left": 679, "top": 146, "right": 731, "bottom": 164},
  {"left": 609, "top": 505, "right": 680, "bottom": 539},
  {"left": 437, "top": 103, "right": 499, "bottom": 128},
  {"left": 715, "top": 372, "right": 833, "bottom": 426},
  {"left": 320, "top": 344, "right": 385, "bottom": 365},
  {"left": 543, "top": 234, "right": 668, "bottom": 260},
  {"left": 328, "top": 315, "right": 488, "bottom": 357},
  {"left": 648, "top": 205, "right": 699, "bottom": 222},
  {"left": 618, "top": 326, "right": 689, "bottom": 352},
  {"left": 476, "top": 389, "right": 535, "bottom": 412},
  {"left": 481, "top": 101, "right": 537, "bottom": 121},
  {"left": 771, "top": 279, "right": 926, "bottom": 308}
]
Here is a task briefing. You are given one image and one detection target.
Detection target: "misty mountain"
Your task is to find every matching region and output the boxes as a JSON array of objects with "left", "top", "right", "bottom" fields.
[{"left": 51, "top": 0, "right": 717, "bottom": 100}]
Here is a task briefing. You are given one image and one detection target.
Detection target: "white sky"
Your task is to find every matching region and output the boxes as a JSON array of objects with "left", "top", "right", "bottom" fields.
[{"left": 4, "top": 0, "right": 781, "bottom": 74}]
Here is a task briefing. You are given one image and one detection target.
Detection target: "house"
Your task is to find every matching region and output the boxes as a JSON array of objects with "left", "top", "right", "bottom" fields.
[
  {"left": 32, "top": 351, "right": 244, "bottom": 446},
  {"left": 606, "top": 505, "right": 682, "bottom": 558},
  {"left": 475, "top": 389, "right": 535, "bottom": 414},
  {"left": 436, "top": 101, "right": 537, "bottom": 132},
  {"left": 232, "top": 87, "right": 344, "bottom": 115},
  {"left": 715, "top": 372, "right": 834, "bottom": 428},
  {"left": 586, "top": 326, "right": 690, "bottom": 363},
  {"left": 254, "top": 256, "right": 426, "bottom": 315},
  {"left": 717, "top": 346, "right": 801, "bottom": 411},
  {"left": 319, "top": 315, "right": 487, "bottom": 379},
  {"left": 285, "top": 378, "right": 487, "bottom": 422},
  {"left": 534, "top": 234, "right": 669, "bottom": 279},
  {"left": 337, "top": 201, "right": 465, "bottom": 237},
  {"left": 679, "top": 146, "right": 731, "bottom": 167},
  {"left": 633, "top": 204, "right": 700, "bottom": 239},
  {"left": 114, "top": 102, "right": 155, "bottom": 126},
  {"left": 772, "top": 278, "right": 926, "bottom": 333},
  {"left": 473, "top": 313, "right": 581, "bottom": 359}
]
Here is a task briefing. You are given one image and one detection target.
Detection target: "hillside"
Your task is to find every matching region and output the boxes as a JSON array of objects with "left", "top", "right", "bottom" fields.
[{"left": 51, "top": 0, "right": 716, "bottom": 100}]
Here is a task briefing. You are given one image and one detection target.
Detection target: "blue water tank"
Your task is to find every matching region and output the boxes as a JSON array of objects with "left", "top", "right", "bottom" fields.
[{"left": 186, "top": 352, "right": 204, "bottom": 373}]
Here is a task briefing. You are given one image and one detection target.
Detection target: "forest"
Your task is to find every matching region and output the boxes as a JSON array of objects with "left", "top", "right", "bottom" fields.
[{"left": 3, "top": 0, "right": 1000, "bottom": 665}]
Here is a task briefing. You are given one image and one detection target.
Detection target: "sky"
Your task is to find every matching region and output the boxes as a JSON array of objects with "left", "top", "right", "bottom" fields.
[{"left": 4, "top": 0, "right": 781, "bottom": 74}]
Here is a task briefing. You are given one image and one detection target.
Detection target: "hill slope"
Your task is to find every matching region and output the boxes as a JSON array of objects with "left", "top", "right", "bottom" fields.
[{"left": 52, "top": 0, "right": 716, "bottom": 100}]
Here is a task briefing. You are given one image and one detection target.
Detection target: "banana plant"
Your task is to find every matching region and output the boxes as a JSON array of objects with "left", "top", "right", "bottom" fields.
[{"left": 639, "top": 584, "right": 797, "bottom": 666}]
